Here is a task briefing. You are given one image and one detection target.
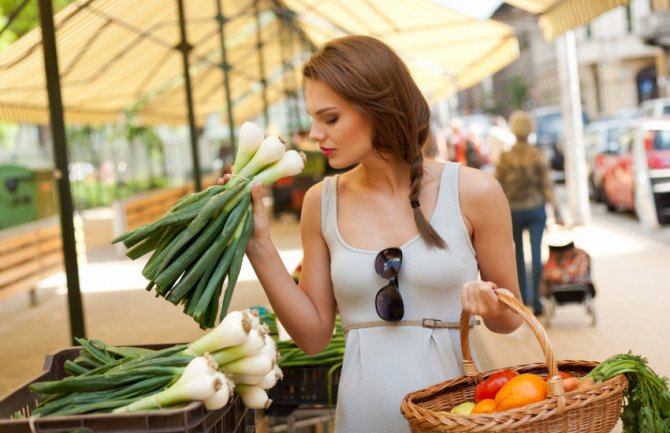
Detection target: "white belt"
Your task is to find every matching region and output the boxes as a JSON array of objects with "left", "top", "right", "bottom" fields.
[{"left": 342, "top": 317, "right": 479, "bottom": 334}]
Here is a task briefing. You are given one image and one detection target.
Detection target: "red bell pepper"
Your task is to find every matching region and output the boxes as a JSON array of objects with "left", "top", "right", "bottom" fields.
[{"left": 474, "top": 369, "right": 519, "bottom": 402}]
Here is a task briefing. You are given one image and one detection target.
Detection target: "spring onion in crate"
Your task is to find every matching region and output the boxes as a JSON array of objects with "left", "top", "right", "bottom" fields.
[
  {"left": 256, "top": 308, "right": 344, "bottom": 406},
  {"left": 29, "top": 309, "right": 282, "bottom": 416},
  {"left": 113, "top": 122, "right": 306, "bottom": 328}
]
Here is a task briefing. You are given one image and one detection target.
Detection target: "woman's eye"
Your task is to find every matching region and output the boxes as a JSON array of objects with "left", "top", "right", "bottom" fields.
[{"left": 325, "top": 117, "right": 338, "bottom": 125}]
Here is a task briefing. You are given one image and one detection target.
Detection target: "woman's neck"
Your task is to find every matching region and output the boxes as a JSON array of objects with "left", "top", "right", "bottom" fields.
[{"left": 353, "top": 157, "right": 412, "bottom": 197}]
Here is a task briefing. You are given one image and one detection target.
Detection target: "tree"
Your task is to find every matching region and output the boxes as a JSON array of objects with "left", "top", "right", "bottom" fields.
[
  {"left": 0, "top": 0, "right": 75, "bottom": 50},
  {"left": 508, "top": 75, "right": 530, "bottom": 110}
]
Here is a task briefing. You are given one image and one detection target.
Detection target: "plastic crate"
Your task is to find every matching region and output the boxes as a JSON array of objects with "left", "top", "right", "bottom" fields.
[
  {"left": 266, "top": 366, "right": 341, "bottom": 417},
  {"left": 0, "top": 346, "right": 254, "bottom": 433}
]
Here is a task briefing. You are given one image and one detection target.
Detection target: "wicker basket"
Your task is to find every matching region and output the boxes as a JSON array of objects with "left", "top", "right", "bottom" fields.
[{"left": 400, "top": 293, "right": 628, "bottom": 433}]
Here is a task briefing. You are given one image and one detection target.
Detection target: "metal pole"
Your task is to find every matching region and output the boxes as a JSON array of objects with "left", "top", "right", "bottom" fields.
[
  {"left": 254, "top": 0, "right": 270, "bottom": 127},
  {"left": 555, "top": 31, "right": 590, "bottom": 224},
  {"left": 176, "top": 0, "right": 202, "bottom": 191},
  {"left": 286, "top": 14, "right": 301, "bottom": 131},
  {"left": 278, "top": 11, "right": 298, "bottom": 133},
  {"left": 37, "top": 0, "right": 86, "bottom": 343},
  {"left": 215, "top": 0, "right": 237, "bottom": 157}
]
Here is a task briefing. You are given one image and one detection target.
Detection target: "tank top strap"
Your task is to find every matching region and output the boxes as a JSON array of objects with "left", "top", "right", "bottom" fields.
[
  {"left": 321, "top": 175, "right": 339, "bottom": 242},
  {"left": 432, "top": 161, "right": 459, "bottom": 221},
  {"left": 433, "top": 162, "right": 476, "bottom": 258}
]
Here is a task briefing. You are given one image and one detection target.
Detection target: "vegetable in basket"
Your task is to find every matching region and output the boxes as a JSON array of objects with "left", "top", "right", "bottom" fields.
[
  {"left": 112, "top": 122, "right": 306, "bottom": 329},
  {"left": 494, "top": 373, "right": 547, "bottom": 411},
  {"left": 474, "top": 368, "right": 518, "bottom": 402},
  {"left": 583, "top": 352, "right": 670, "bottom": 433},
  {"left": 27, "top": 309, "right": 281, "bottom": 416}
]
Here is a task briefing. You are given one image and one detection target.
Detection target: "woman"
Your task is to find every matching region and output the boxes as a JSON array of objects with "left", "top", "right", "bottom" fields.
[
  {"left": 495, "top": 110, "right": 558, "bottom": 316},
  {"left": 236, "top": 36, "right": 522, "bottom": 433}
]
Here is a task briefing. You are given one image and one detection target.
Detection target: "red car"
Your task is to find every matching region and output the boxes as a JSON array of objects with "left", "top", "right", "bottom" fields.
[{"left": 600, "top": 119, "right": 670, "bottom": 226}]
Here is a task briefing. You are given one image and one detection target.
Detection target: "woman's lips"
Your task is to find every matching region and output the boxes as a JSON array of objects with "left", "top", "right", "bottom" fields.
[{"left": 320, "top": 147, "right": 335, "bottom": 156}]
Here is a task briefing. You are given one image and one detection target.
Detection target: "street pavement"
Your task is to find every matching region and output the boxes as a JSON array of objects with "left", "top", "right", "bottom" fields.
[{"left": 1, "top": 189, "right": 669, "bottom": 433}]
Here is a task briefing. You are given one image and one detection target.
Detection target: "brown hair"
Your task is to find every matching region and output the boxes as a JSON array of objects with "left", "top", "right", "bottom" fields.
[
  {"left": 303, "top": 35, "right": 446, "bottom": 248},
  {"left": 509, "top": 110, "right": 534, "bottom": 141}
]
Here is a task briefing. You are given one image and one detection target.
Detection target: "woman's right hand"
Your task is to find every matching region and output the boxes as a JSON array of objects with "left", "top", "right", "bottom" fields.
[{"left": 247, "top": 182, "right": 271, "bottom": 247}]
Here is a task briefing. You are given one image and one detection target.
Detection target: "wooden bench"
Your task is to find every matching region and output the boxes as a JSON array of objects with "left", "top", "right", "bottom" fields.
[
  {"left": 0, "top": 217, "right": 63, "bottom": 304},
  {"left": 113, "top": 176, "right": 219, "bottom": 246}
]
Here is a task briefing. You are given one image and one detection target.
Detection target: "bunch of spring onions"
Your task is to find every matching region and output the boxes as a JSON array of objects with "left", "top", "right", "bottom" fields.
[
  {"left": 112, "top": 122, "right": 306, "bottom": 329},
  {"left": 28, "top": 309, "right": 282, "bottom": 416},
  {"left": 256, "top": 308, "right": 344, "bottom": 406}
]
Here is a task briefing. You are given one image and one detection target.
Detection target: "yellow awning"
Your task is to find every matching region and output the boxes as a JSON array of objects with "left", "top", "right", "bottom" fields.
[
  {"left": 506, "top": 0, "right": 630, "bottom": 41},
  {"left": 281, "top": 0, "right": 519, "bottom": 100},
  {"left": 136, "top": 13, "right": 309, "bottom": 126},
  {"left": 0, "top": 0, "right": 519, "bottom": 126},
  {"left": 0, "top": 0, "right": 298, "bottom": 126}
]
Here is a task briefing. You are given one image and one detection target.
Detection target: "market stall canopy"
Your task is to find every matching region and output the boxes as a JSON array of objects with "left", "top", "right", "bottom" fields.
[
  {"left": 505, "top": 0, "right": 630, "bottom": 41},
  {"left": 0, "top": 0, "right": 307, "bottom": 126},
  {"left": 0, "top": 0, "right": 519, "bottom": 127},
  {"left": 136, "top": 6, "right": 309, "bottom": 126},
  {"left": 280, "top": 0, "right": 519, "bottom": 100}
]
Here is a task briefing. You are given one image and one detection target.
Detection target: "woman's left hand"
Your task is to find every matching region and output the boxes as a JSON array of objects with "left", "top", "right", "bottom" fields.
[{"left": 461, "top": 280, "right": 515, "bottom": 318}]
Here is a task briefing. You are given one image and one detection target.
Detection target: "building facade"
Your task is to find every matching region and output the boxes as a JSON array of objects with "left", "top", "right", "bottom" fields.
[{"left": 486, "top": 0, "right": 659, "bottom": 120}]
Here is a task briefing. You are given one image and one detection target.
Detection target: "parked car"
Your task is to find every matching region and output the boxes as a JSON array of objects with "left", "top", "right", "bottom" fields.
[
  {"left": 638, "top": 98, "right": 670, "bottom": 119},
  {"left": 600, "top": 118, "right": 670, "bottom": 226},
  {"left": 583, "top": 118, "right": 631, "bottom": 202},
  {"left": 530, "top": 105, "right": 589, "bottom": 173}
]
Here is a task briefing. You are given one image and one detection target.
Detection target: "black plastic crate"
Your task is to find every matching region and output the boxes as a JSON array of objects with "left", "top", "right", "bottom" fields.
[
  {"left": 0, "top": 346, "right": 254, "bottom": 433},
  {"left": 266, "top": 366, "right": 341, "bottom": 417}
]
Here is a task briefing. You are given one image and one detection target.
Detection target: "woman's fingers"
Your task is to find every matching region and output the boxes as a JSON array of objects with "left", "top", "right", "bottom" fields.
[
  {"left": 217, "top": 174, "right": 231, "bottom": 185},
  {"left": 250, "top": 183, "right": 266, "bottom": 216},
  {"left": 461, "top": 280, "right": 504, "bottom": 317}
]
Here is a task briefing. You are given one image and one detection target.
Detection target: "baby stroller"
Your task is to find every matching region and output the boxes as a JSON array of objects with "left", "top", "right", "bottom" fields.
[{"left": 541, "top": 224, "right": 597, "bottom": 327}]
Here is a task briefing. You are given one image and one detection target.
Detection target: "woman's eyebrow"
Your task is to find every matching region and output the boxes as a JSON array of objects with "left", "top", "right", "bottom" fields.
[{"left": 315, "top": 107, "right": 337, "bottom": 115}]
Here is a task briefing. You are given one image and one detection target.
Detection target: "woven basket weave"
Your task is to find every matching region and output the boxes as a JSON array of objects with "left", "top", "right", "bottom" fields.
[{"left": 400, "top": 293, "right": 628, "bottom": 433}]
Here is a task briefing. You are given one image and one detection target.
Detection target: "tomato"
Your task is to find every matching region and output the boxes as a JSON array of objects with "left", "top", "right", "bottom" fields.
[{"left": 474, "top": 369, "right": 519, "bottom": 402}]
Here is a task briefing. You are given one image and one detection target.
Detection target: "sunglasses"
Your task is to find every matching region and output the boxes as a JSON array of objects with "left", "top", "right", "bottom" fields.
[{"left": 374, "top": 247, "right": 404, "bottom": 321}]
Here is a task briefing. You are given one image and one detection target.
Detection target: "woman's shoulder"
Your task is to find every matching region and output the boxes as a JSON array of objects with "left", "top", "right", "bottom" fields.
[
  {"left": 457, "top": 165, "right": 508, "bottom": 233},
  {"left": 303, "top": 178, "right": 326, "bottom": 207},
  {"left": 459, "top": 166, "right": 507, "bottom": 209},
  {"left": 460, "top": 165, "right": 501, "bottom": 193}
]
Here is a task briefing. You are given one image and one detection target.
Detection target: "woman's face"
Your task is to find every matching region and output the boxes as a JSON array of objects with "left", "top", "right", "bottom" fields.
[{"left": 305, "top": 79, "right": 374, "bottom": 169}]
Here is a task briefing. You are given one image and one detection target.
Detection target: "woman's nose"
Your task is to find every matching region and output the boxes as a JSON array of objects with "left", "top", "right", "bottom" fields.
[{"left": 309, "top": 126, "right": 325, "bottom": 142}]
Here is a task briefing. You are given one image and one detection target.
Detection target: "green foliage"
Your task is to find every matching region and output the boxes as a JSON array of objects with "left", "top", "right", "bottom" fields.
[
  {"left": 0, "top": 0, "right": 75, "bottom": 50},
  {"left": 508, "top": 75, "right": 529, "bottom": 110},
  {"left": 71, "top": 177, "right": 169, "bottom": 209},
  {"left": 586, "top": 352, "right": 670, "bottom": 433}
]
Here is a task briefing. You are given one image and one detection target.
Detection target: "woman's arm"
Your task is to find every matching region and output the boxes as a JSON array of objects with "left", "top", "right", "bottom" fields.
[
  {"left": 459, "top": 167, "right": 523, "bottom": 334},
  {"left": 245, "top": 182, "right": 337, "bottom": 354}
]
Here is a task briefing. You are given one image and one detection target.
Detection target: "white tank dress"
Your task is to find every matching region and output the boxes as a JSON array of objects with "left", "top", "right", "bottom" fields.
[{"left": 321, "top": 161, "right": 479, "bottom": 433}]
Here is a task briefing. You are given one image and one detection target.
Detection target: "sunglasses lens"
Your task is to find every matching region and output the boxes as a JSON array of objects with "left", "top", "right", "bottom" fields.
[
  {"left": 375, "top": 282, "right": 404, "bottom": 321},
  {"left": 375, "top": 247, "right": 402, "bottom": 279}
]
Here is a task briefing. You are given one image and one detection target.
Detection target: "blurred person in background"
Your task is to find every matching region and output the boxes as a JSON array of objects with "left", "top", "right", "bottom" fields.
[
  {"left": 464, "top": 123, "right": 486, "bottom": 169},
  {"left": 486, "top": 116, "right": 515, "bottom": 169},
  {"left": 447, "top": 118, "right": 466, "bottom": 163},
  {"left": 495, "top": 110, "right": 560, "bottom": 315}
]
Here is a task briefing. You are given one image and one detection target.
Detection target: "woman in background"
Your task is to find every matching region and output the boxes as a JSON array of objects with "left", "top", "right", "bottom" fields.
[{"left": 495, "top": 110, "right": 559, "bottom": 315}]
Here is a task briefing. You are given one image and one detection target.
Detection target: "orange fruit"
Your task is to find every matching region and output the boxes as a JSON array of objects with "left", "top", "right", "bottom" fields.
[
  {"left": 494, "top": 373, "right": 548, "bottom": 411},
  {"left": 471, "top": 398, "right": 497, "bottom": 414}
]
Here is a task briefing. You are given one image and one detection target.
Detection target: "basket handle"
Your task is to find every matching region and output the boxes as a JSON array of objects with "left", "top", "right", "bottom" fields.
[{"left": 459, "top": 292, "right": 563, "bottom": 396}]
